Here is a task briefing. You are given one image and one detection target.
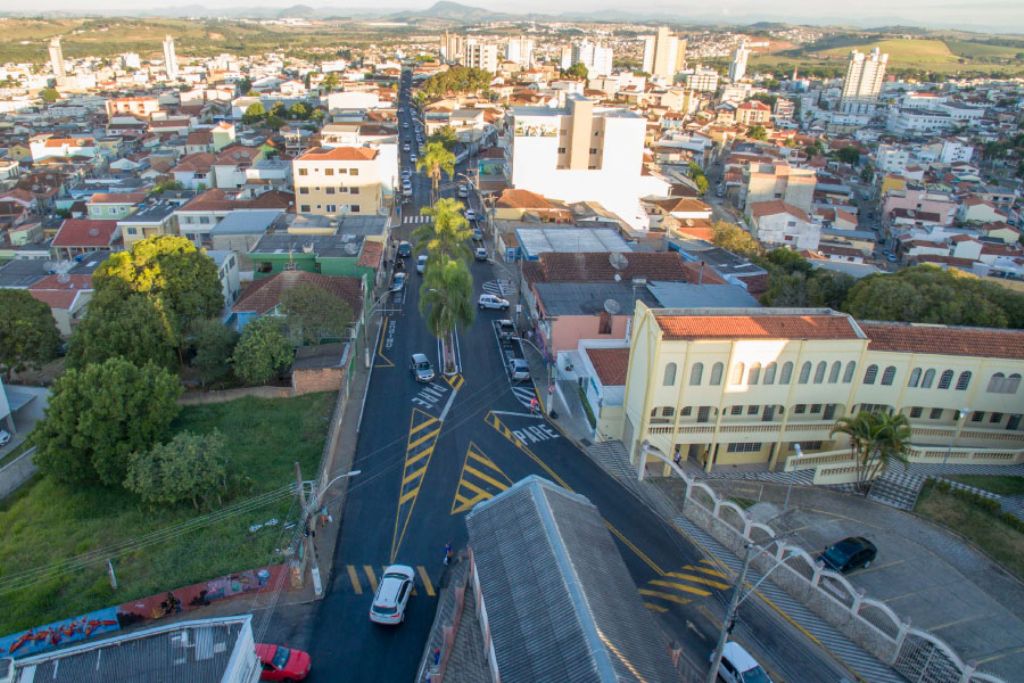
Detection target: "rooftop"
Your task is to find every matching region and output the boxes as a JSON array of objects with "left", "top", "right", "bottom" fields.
[
  {"left": 534, "top": 281, "right": 658, "bottom": 317},
  {"left": 233, "top": 270, "right": 363, "bottom": 316},
  {"left": 645, "top": 281, "right": 761, "bottom": 309},
  {"left": 296, "top": 146, "right": 378, "bottom": 162},
  {"left": 515, "top": 227, "right": 632, "bottom": 259},
  {"left": 523, "top": 252, "right": 692, "bottom": 284},
  {"left": 653, "top": 308, "right": 863, "bottom": 341},
  {"left": 585, "top": 346, "right": 630, "bottom": 386},
  {"left": 861, "top": 321, "right": 1024, "bottom": 360},
  {"left": 210, "top": 209, "right": 285, "bottom": 236},
  {"left": 52, "top": 219, "right": 119, "bottom": 248}
]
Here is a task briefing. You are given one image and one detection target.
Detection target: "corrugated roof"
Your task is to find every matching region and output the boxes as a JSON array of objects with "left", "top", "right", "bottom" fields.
[{"left": 861, "top": 321, "right": 1024, "bottom": 360}]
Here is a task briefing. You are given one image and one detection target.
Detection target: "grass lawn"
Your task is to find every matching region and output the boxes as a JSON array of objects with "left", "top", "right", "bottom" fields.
[
  {"left": 947, "top": 475, "right": 1024, "bottom": 497},
  {"left": 0, "top": 392, "right": 334, "bottom": 635},
  {"left": 915, "top": 481, "right": 1024, "bottom": 581}
]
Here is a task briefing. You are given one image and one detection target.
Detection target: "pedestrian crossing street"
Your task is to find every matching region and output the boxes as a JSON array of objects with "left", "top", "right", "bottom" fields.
[
  {"left": 481, "top": 279, "right": 513, "bottom": 297},
  {"left": 639, "top": 560, "right": 731, "bottom": 613},
  {"left": 511, "top": 385, "right": 537, "bottom": 410},
  {"left": 341, "top": 564, "right": 437, "bottom": 597},
  {"left": 402, "top": 215, "right": 431, "bottom": 224}
]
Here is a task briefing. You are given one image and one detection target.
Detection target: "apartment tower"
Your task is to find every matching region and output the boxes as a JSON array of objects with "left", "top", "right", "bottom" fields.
[
  {"left": 642, "top": 26, "right": 686, "bottom": 81},
  {"left": 840, "top": 47, "right": 888, "bottom": 114},
  {"left": 48, "top": 37, "right": 65, "bottom": 79},
  {"left": 163, "top": 35, "right": 179, "bottom": 81},
  {"left": 728, "top": 40, "right": 750, "bottom": 83}
]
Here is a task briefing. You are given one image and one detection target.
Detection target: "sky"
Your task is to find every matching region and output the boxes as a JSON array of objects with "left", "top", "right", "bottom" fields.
[{"left": 13, "top": 0, "right": 1024, "bottom": 33}]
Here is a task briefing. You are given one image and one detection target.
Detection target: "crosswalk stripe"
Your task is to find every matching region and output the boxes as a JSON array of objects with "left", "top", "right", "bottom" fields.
[
  {"left": 667, "top": 571, "right": 731, "bottom": 590},
  {"left": 363, "top": 565, "right": 378, "bottom": 592},
  {"left": 464, "top": 463, "right": 509, "bottom": 491},
  {"left": 696, "top": 561, "right": 728, "bottom": 577},
  {"left": 649, "top": 579, "right": 712, "bottom": 597},
  {"left": 417, "top": 566, "right": 436, "bottom": 597},
  {"left": 409, "top": 416, "right": 439, "bottom": 436},
  {"left": 408, "top": 426, "right": 442, "bottom": 451},
  {"left": 644, "top": 602, "right": 668, "bottom": 613},
  {"left": 347, "top": 565, "right": 362, "bottom": 595},
  {"left": 638, "top": 588, "right": 692, "bottom": 605},
  {"left": 404, "top": 445, "right": 434, "bottom": 470}
]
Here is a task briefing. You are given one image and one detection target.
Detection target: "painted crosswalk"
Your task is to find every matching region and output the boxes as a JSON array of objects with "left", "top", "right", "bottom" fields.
[
  {"left": 511, "top": 385, "right": 537, "bottom": 410},
  {"left": 391, "top": 409, "right": 442, "bottom": 562},
  {"left": 482, "top": 279, "right": 513, "bottom": 297},
  {"left": 402, "top": 215, "right": 431, "bottom": 224},
  {"left": 451, "top": 442, "right": 513, "bottom": 514},
  {"left": 341, "top": 564, "right": 436, "bottom": 597},
  {"left": 640, "top": 560, "right": 730, "bottom": 613}
]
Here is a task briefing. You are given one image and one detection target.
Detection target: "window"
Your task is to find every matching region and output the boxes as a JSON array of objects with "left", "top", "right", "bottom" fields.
[
  {"left": 731, "top": 405, "right": 743, "bottom": 415},
  {"left": 589, "top": 148, "right": 598, "bottom": 154},
  {"left": 727, "top": 442, "right": 762, "bottom": 453},
  {"left": 814, "top": 361, "right": 827, "bottom": 384},
  {"left": 199, "top": 216, "right": 210, "bottom": 224},
  {"left": 689, "top": 363, "right": 703, "bottom": 386},
  {"left": 661, "top": 407, "right": 675, "bottom": 417},
  {"left": 326, "top": 204, "right": 337, "bottom": 213},
  {"left": 988, "top": 373, "right": 1006, "bottom": 392},
  {"left": 863, "top": 365, "right": 878, "bottom": 385},
  {"left": 764, "top": 362, "right": 777, "bottom": 385},
  {"left": 338, "top": 168, "right": 348, "bottom": 174},
  {"left": 731, "top": 363, "right": 745, "bottom": 385},
  {"left": 300, "top": 205, "right": 310, "bottom": 213},
  {"left": 326, "top": 187, "right": 335, "bottom": 194},
  {"left": 351, "top": 187, "right": 360, "bottom": 195},
  {"left": 350, "top": 205, "right": 360, "bottom": 213},
  {"left": 663, "top": 363, "right": 677, "bottom": 386},
  {"left": 298, "top": 168, "right": 308, "bottom": 176},
  {"left": 126, "top": 227, "right": 138, "bottom": 235},
  {"left": 1010, "top": 374, "right": 1023, "bottom": 393},
  {"left": 908, "top": 368, "right": 921, "bottom": 388},
  {"left": 557, "top": 147, "right": 567, "bottom": 153},
  {"left": 325, "top": 168, "right": 334, "bottom": 176},
  {"left": 881, "top": 366, "right": 896, "bottom": 386},
  {"left": 299, "top": 187, "right": 309, "bottom": 194},
  {"left": 798, "top": 362, "right": 811, "bottom": 384},
  {"left": 823, "top": 404, "right": 836, "bottom": 420},
  {"left": 710, "top": 362, "right": 724, "bottom": 385},
  {"left": 921, "top": 369, "right": 935, "bottom": 389},
  {"left": 956, "top": 371, "right": 971, "bottom": 391},
  {"left": 828, "top": 362, "right": 841, "bottom": 384},
  {"left": 747, "top": 405, "right": 759, "bottom": 415},
  {"left": 794, "top": 404, "right": 806, "bottom": 414},
  {"left": 810, "top": 404, "right": 822, "bottom": 414},
  {"left": 697, "top": 406, "right": 711, "bottom": 423},
  {"left": 910, "top": 407, "right": 923, "bottom": 418},
  {"left": 350, "top": 168, "right": 359, "bottom": 176},
  {"left": 843, "top": 361, "right": 856, "bottom": 383},
  {"left": 598, "top": 311, "right": 612, "bottom": 334},
  {"left": 680, "top": 406, "right": 693, "bottom": 416},
  {"left": 930, "top": 408, "right": 943, "bottom": 420},
  {"left": 938, "top": 370, "right": 954, "bottom": 389},
  {"left": 990, "top": 412, "right": 1003, "bottom": 424},
  {"left": 971, "top": 411, "right": 984, "bottom": 423},
  {"left": 748, "top": 363, "right": 760, "bottom": 385},
  {"left": 780, "top": 362, "right": 793, "bottom": 384}
]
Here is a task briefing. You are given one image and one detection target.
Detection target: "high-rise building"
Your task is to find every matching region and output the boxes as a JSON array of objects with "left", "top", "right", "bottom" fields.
[
  {"left": 292, "top": 146, "right": 384, "bottom": 217},
  {"left": 641, "top": 27, "right": 686, "bottom": 81},
  {"left": 840, "top": 47, "right": 888, "bottom": 114},
  {"left": 121, "top": 52, "right": 141, "bottom": 70},
  {"left": 440, "top": 31, "right": 465, "bottom": 64},
  {"left": 505, "top": 36, "right": 534, "bottom": 67},
  {"left": 571, "top": 41, "right": 614, "bottom": 78},
  {"left": 728, "top": 41, "right": 750, "bottom": 83},
  {"left": 463, "top": 39, "right": 499, "bottom": 74},
  {"left": 48, "top": 37, "right": 65, "bottom": 79},
  {"left": 162, "top": 35, "right": 178, "bottom": 81}
]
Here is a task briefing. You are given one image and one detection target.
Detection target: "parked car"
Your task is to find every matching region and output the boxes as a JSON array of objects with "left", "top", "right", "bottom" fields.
[
  {"left": 475, "top": 247, "right": 488, "bottom": 261},
  {"left": 390, "top": 272, "right": 407, "bottom": 292},
  {"left": 396, "top": 241, "right": 412, "bottom": 258},
  {"left": 402, "top": 143, "right": 410, "bottom": 152},
  {"left": 256, "top": 643, "right": 312, "bottom": 682},
  {"left": 369, "top": 564, "right": 416, "bottom": 625},
  {"left": 409, "top": 353, "right": 435, "bottom": 383},
  {"left": 417, "top": 254, "right": 428, "bottom": 274},
  {"left": 818, "top": 536, "right": 877, "bottom": 574},
  {"left": 472, "top": 228, "right": 483, "bottom": 241},
  {"left": 496, "top": 319, "right": 516, "bottom": 340},
  {"left": 712, "top": 642, "right": 773, "bottom": 683},
  {"left": 458, "top": 184, "right": 469, "bottom": 198},
  {"left": 0, "top": 429, "right": 11, "bottom": 447},
  {"left": 478, "top": 294, "right": 510, "bottom": 310},
  {"left": 464, "top": 209, "right": 477, "bottom": 221},
  {"left": 508, "top": 358, "right": 531, "bottom": 382}
]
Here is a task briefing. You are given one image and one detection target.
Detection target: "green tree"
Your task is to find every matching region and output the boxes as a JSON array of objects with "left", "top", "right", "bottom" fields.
[
  {"left": 33, "top": 357, "right": 181, "bottom": 487},
  {"left": 280, "top": 282, "right": 354, "bottom": 345},
  {"left": 125, "top": 431, "right": 229, "bottom": 509},
  {"left": 835, "top": 146, "right": 861, "bottom": 165},
  {"left": 0, "top": 289, "right": 61, "bottom": 381},
  {"left": 414, "top": 198, "right": 473, "bottom": 267},
  {"left": 150, "top": 178, "right": 184, "bottom": 195},
  {"left": 95, "top": 235, "right": 224, "bottom": 347},
  {"left": 694, "top": 173, "right": 709, "bottom": 195},
  {"left": 831, "top": 410, "right": 911, "bottom": 493},
  {"left": 67, "top": 290, "right": 176, "bottom": 370},
  {"left": 242, "top": 101, "right": 266, "bottom": 123},
  {"left": 564, "top": 62, "right": 589, "bottom": 81},
  {"left": 310, "top": 108, "right": 325, "bottom": 123},
  {"left": 427, "top": 125, "right": 458, "bottom": 151},
  {"left": 416, "top": 141, "right": 456, "bottom": 202},
  {"left": 39, "top": 87, "right": 59, "bottom": 104},
  {"left": 321, "top": 72, "right": 340, "bottom": 92},
  {"left": 712, "top": 220, "right": 762, "bottom": 257},
  {"left": 190, "top": 318, "right": 239, "bottom": 386},
  {"left": 236, "top": 77, "right": 252, "bottom": 95},
  {"left": 419, "top": 66, "right": 492, "bottom": 101},
  {"left": 748, "top": 125, "right": 768, "bottom": 141},
  {"left": 288, "top": 102, "right": 309, "bottom": 119},
  {"left": 419, "top": 257, "right": 474, "bottom": 375},
  {"left": 232, "top": 317, "right": 293, "bottom": 385}
]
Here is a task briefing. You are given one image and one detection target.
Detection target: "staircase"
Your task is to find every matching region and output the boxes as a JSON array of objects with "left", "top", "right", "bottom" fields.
[{"left": 868, "top": 470, "right": 926, "bottom": 510}]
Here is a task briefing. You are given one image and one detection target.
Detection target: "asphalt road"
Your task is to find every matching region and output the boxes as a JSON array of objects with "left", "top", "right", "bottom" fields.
[{"left": 300, "top": 71, "right": 857, "bottom": 683}]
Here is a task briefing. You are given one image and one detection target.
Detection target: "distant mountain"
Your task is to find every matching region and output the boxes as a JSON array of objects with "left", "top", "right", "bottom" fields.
[
  {"left": 278, "top": 4, "right": 317, "bottom": 18},
  {"left": 391, "top": 1, "right": 512, "bottom": 23}
]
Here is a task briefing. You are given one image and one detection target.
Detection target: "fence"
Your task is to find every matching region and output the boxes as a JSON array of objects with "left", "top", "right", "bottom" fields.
[
  {"left": 640, "top": 443, "right": 1006, "bottom": 683},
  {"left": 0, "top": 447, "right": 38, "bottom": 501}
]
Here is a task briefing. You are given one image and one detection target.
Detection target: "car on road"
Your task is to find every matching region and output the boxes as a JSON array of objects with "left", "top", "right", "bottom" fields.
[
  {"left": 508, "top": 358, "right": 531, "bottom": 382},
  {"left": 390, "top": 272, "right": 407, "bottom": 292},
  {"left": 472, "top": 228, "right": 483, "bottom": 241},
  {"left": 885, "top": 252, "right": 898, "bottom": 263},
  {"left": 496, "top": 319, "right": 516, "bottom": 340},
  {"left": 396, "top": 241, "right": 412, "bottom": 258},
  {"left": 402, "top": 143, "right": 410, "bottom": 152},
  {"left": 478, "top": 293, "right": 510, "bottom": 310},
  {"left": 712, "top": 642, "right": 773, "bottom": 683},
  {"left": 457, "top": 184, "right": 469, "bottom": 198},
  {"left": 416, "top": 254, "right": 428, "bottom": 274},
  {"left": 409, "top": 353, "right": 435, "bottom": 383},
  {"left": 475, "top": 247, "right": 488, "bottom": 261},
  {"left": 403, "top": 184, "right": 413, "bottom": 198},
  {"left": 402, "top": 121, "right": 409, "bottom": 128},
  {"left": 0, "top": 429, "right": 11, "bottom": 447},
  {"left": 369, "top": 564, "right": 416, "bottom": 625},
  {"left": 256, "top": 643, "right": 312, "bottom": 682},
  {"left": 818, "top": 536, "right": 877, "bottom": 574},
  {"left": 464, "top": 208, "right": 477, "bottom": 221}
]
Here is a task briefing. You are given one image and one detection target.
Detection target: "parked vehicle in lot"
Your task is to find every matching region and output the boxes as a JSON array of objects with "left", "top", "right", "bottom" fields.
[
  {"left": 0, "top": 429, "right": 11, "bottom": 447},
  {"left": 508, "top": 358, "right": 531, "bottom": 382},
  {"left": 475, "top": 247, "right": 488, "bottom": 261},
  {"left": 818, "top": 536, "right": 877, "bottom": 574},
  {"left": 496, "top": 319, "right": 516, "bottom": 340},
  {"left": 256, "top": 643, "right": 312, "bottom": 681},
  {"left": 409, "top": 353, "right": 435, "bottom": 383},
  {"left": 390, "top": 272, "right": 407, "bottom": 292},
  {"left": 396, "top": 241, "right": 412, "bottom": 258},
  {"left": 369, "top": 564, "right": 416, "bottom": 625},
  {"left": 712, "top": 642, "right": 773, "bottom": 683},
  {"left": 478, "top": 294, "right": 510, "bottom": 310},
  {"left": 417, "top": 254, "right": 428, "bottom": 274}
]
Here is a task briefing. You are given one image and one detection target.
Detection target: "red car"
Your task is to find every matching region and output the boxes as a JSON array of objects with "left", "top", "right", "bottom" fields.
[{"left": 255, "top": 643, "right": 311, "bottom": 682}]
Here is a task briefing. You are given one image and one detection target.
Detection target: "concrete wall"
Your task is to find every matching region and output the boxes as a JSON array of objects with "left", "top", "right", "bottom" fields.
[
  {"left": 0, "top": 448, "right": 37, "bottom": 501},
  {"left": 292, "top": 367, "right": 344, "bottom": 396}
]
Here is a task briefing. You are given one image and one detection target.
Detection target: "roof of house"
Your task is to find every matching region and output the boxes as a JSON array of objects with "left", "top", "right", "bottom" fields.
[
  {"left": 750, "top": 200, "right": 810, "bottom": 223},
  {"left": 232, "top": 270, "right": 363, "bottom": 316},
  {"left": 535, "top": 281, "right": 659, "bottom": 317},
  {"left": 296, "top": 146, "right": 378, "bottom": 162},
  {"left": 860, "top": 321, "right": 1024, "bottom": 360},
  {"left": 209, "top": 208, "right": 284, "bottom": 235},
  {"left": 187, "top": 130, "right": 213, "bottom": 145},
  {"left": 214, "top": 146, "right": 261, "bottom": 166},
  {"left": 357, "top": 240, "right": 383, "bottom": 269},
  {"left": 495, "top": 188, "right": 563, "bottom": 211},
  {"left": 88, "top": 192, "right": 146, "bottom": 205},
  {"left": 585, "top": 347, "right": 630, "bottom": 386},
  {"left": 465, "top": 476, "right": 677, "bottom": 683},
  {"left": 523, "top": 252, "right": 693, "bottom": 284},
  {"left": 654, "top": 309, "right": 862, "bottom": 341},
  {"left": 52, "top": 219, "right": 119, "bottom": 248},
  {"left": 27, "top": 274, "right": 93, "bottom": 309},
  {"left": 171, "top": 152, "right": 216, "bottom": 174}
]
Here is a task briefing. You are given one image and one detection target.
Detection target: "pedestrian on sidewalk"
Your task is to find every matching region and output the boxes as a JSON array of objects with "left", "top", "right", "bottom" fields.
[
  {"left": 443, "top": 542, "right": 453, "bottom": 566},
  {"left": 673, "top": 451, "right": 682, "bottom": 467}
]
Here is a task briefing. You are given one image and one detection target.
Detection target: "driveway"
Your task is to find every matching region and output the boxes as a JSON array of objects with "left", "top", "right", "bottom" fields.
[{"left": 708, "top": 480, "right": 1024, "bottom": 681}]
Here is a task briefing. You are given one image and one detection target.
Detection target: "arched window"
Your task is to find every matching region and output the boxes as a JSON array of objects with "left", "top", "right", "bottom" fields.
[
  {"left": 731, "top": 362, "right": 745, "bottom": 385},
  {"left": 764, "top": 362, "right": 777, "bottom": 385},
  {"left": 661, "top": 406, "right": 675, "bottom": 417},
  {"left": 813, "top": 361, "right": 827, "bottom": 384},
  {"left": 988, "top": 372, "right": 1006, "bottom": 393},
  {"left": 748, "top": 363, "right": 761, "bottom": 385},
  {"left": 828, "top": 361, "right": 841, "bottom": 384},
  {"left": 780, "top": 361, "right": 793, "bottom": 384},
  {"left": 908, "top": 368, "right": 922, "bottom": 388},
  {"left": 663, "top": 363, "right": 677, "bottom": 386},
  {"left": 798, "top": 362, "right": 812, "bottom": 384},
  {"left": 689, "top": 362, "right": 703, "bottom": 386},
  {"left": 863, "top": 365, "right": 878, "bottom": 385},
  {"left": 956, "top": 371, "right": 971, "bottom": 391},
  {"left": 843, "top": 361, "right": 856, "bottom": 383},
  {"left": 938, "top": 369, "right": 954, "bottom": 389},
  {"left": 921, "top": 369, "right": 935, "bottom": 389},
  {"left": 881, "top": 366, "right": 896, "bottom": 386},
  {"left": 710, "top": 362, "right": 724, "bottom": 386},
  {"left": 1009, "top": 374, "right": 1022, "bottom": 393}
]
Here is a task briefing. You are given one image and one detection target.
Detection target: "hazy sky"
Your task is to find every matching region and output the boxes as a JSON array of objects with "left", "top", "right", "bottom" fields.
[{"left": 16, "top": 0, "right": 1024, "bottom": 33}]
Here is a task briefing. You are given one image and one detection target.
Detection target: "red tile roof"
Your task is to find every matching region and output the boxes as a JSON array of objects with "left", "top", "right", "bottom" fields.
[
  {"left": 88, "top": 192, "right": 146, "bottom": 205},
  {"left": 357, "top": 240, "right": 384, "bottom": 268},
  {"left": 750, "top": 200, "right": 810, "bottom": 223},
  {"left": 496, "top": 188, "right": 563, "bottom": 211},
  {"left": 52, "top": 219, "right": 119, "bottom": 247},
  {"left": 296, "top": 146, "right": 378, "bottom": 162},
  {"left": 586, "top": 347, "right": 629, "bottom": 386},
  {"left": 232, "top": 270, "right": 363, "bottom": 316},
  {"left": 28, "top": 274, "right": 93, "bottom": 310},
  {"left": 172, "top": 152, "right": 216, "bottom": 174},
  {"left": 861, "top": 321, "right": 1024, "bottom": 360},
  {"left": 655, "top": 313, "right": 861, "bottom": 341},
  {"left": 214, "top": 145, "right": 261, "bottom": 165}
]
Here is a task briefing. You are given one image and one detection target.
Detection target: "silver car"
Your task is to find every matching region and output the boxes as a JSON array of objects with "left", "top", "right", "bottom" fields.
[{"left": 409, "top": 353, "right": 435, "bottom": 383}]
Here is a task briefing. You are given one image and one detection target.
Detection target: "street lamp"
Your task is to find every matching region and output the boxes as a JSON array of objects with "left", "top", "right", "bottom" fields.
[{"left": 303, "top": 468, "right": 361, "bottom": 599}]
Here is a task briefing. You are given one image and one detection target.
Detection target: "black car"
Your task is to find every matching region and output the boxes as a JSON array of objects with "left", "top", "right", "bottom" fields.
[
  {"left": 818, "top": 536, "right": 877, "bottom": 573},
  {"left": 396, "top": 241, "right": 412, "bottom": 258}
]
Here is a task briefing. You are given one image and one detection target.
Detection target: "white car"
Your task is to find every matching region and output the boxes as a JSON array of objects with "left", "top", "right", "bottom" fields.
[
  {"left": 369, "top": 564, "right": 416, "bottom": 625},
  {"left": 457, "top": 184, "right": 469, "bottom": 198},
  {"left": 713, "top": 642, "right": 773, "bottom": 683},
  {"left": 390, "top": 272, "right": 407, "bottom": 292},
  {"left": 416, "top": 254, "right": 428, "bottom": 274},
  {"left": 478, "top": 294, "right": 510, "bottom": 311},
  {"left": 0, "top": 429, "right": 11, "bottom": 448},
  {"left": 464, "top": 209, "right": 477, "bottom": 221},
  {"left": 402, "top": 143, "right": 410, "bottom": 152}
]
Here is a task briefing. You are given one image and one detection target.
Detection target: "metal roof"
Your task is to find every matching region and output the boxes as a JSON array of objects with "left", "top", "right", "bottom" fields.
[
  {"left": 466, "top": 476, "right": 677, "bottom": 683},
  {"left": 516, "top": 227, "right": 632, "bottom": 259}
]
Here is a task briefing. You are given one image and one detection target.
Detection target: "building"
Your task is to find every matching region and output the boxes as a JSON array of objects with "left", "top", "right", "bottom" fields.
[
  {"left": 505, "top": 35, "right": 534, "bottom": 67},
  {"left": 163, "top": 35, "right": 178, "bottom": 81},
  {"left": 463, "top": 39, "right": 499, "bottom": 74},
  {"left": 621, "top": 304, "right": 1024, "bottom": 473},
  {"left": 886, "top": 107, "right": 956, "bottom": 136},
  {"left": 642, "top": 26, "right": 686, "bottom": 81},
  {"left": 875, "top": 143, "right": 909, "bottom": 174},
  {"left": 680, "top": 66, "right": 719, "bottom": 93},
  {"left": 105, "top": 96, "right": 161, "bottom": 119},
  {"left": 728, "top": 41, "right": 750, "bottom": 83},
  {"left": 748, "top": 200, "right": 820, "bottom": 250},
  {"left": 48, "top": 37, "right": 65, "bottom": 79},
  {"left": 51, "top": 219, "right": 120, "bottom": 259},
  {"left": 743, "top": 163, "right": 816, "bottom": 214},
  {"left": 292, "top": 146, "right": 384, "bottom": 217},
  {"left": 464, "top": 476, "right": 678, "bottom": 683},
  {"left": 118, "top": 202, "right": 178, "bottom": 248},
  {"left": 27, "top": 274, "right": 94, "bottom": 336},
  {"left": 736, "top": 100, "right": 771, "bottom": 127},
  {"left": 439, "top": 31, "right": 464, "bottom": 64},
  {"left": 840, "top": 48, "right": 887, "bottom": 114},
  {"left": 571, "top": 41, "right": 614, "bottom": 78}
]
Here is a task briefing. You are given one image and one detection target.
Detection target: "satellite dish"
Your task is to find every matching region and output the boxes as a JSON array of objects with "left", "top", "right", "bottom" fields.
[
  {"left": 603, "top": 298, "right": 621, "bottom": 315},
  {"left": 608, "top": 251, "right": 629, "bottom": 271},
  {"left": 88, "top": 228, "right": 100, "bottom": 237}
]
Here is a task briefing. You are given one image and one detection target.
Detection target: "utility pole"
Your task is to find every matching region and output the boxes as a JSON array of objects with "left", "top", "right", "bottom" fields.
[
  {"left": 707, "top": 543, "right": 754, "bottom": 683},
  {"left": 295, "top": 461, "right": 322, "bottom": 596}
]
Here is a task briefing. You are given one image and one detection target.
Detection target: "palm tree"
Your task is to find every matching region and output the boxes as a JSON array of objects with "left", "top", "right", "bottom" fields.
[
  {"left": 412, "top": 198, "right": 473, "bottom": 266},
  {"left": 416, "top": 141, "right": 456, "bottom": 201},
  {"left": 830, "top": 410, "right": 912, "bottom": 493},
  {"left": 419, "top": 256, "right": 475, "bottom": 375}
]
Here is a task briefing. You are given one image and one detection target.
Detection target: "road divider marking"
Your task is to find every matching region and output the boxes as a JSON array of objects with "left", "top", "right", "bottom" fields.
[
  {"left": 451, "top": 442, "right": 513, "bottom": 514},
  {"left": 375, "top": 315, "right": 395, "bottom": 368},
  {"left": 644, "top": 602, "right": 668, "bottom": 613},
  {"left": 390, "top": 409, "right": 443, "bottom": 562},
  {"left": 638, "top": 588, "right": 692, "bottom": 606},
  {"left": 446, "top": 373, "right": 465, "bottom": 391},
  {"left": 347, "top": 565, "right": 362, "bottom": 595},
  {"left": 649, "top": 579, "right": 712, "bottom": 597},
  {"left": 363, "top": 565, "right": 378, "bottom": 593},
  {"left": 673, "top": 567, "right": 730, "bottom": 587},
  {"left": 341, "top": 565, "right": 438, "bottom": 599},
  {"left": 417, "top": 566, "right": 436, "bottom": 597}
]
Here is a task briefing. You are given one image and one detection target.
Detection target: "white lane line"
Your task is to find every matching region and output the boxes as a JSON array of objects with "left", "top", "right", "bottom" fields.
[
  {"left": 439, "top": 382, "right": 459, "bottom": 422},
  {"left": 490, "top": 410, "right": 540, "bottom": 419}
]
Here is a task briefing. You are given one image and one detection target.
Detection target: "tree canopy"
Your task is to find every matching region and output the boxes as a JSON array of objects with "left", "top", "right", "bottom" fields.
[
  {"left": 427, "top": 125, "right": 458, "bottom": 151},
  {"left": 189, "top": 318, "right": 239, "bottom": 386},
  {"left": 758, "top": 249, "right": 855, "bottom": 309},
  {"left": 33, "top": 357, "right": 181, "bottom": 487},
  {"left": 232, "top": 317, "right": 293, "bottom": 385},
  {"left": 66, "top": 289, "right": 177, "bottom": 370},
  {"left": 835, "top": 146, "right": 861, "bottom": 165},
  {"left": 419, "top": 66, "right": 492, "bottom": 101},
  {"left": 747, "top": 125, "right": 768, "bottom": 141},
  {"left": 0, "top": 289, "right": 61, "bottom": 381},
  {"left": 414, "top": 197, "right": 473, "bottom": 266},
  {"left": 125, "top": 430, "right": 229, "bottom": 509},
  {"left": 280, "top": 282, "right": 354, "bottom": 345},
  {"left": 416, "top": 141, "right": 456, "bottom": 201},
  {"left": 242, "top": 101, "right": 266, "bottom": 123},
  {"left": 564, "top": 62, "right": 589, "bottom": 81},
  {"left": 712, "top": 220, "right": 762, "bottom": 257},
  {"left": 39, "top": 87, "right": 59, "bottom": 103}
]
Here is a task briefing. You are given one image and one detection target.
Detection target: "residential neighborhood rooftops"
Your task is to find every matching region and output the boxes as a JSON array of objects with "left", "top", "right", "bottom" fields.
[
  {"left": 52, "top": 219, "right": 119, "bottom": 248},
  {"left": 515, "top": 227, "right": 632, "bottom": 259},
  {"left": 523, "top": 252, "right": 692, "bottom": 284},
  {"left": 120, "top": 202, "right": 175, "bottom": 224},
  {"left": 233, "top": 269, "right": 363, "bottom": 316},
  {"left": 749, "top": 199, "right": 810, "bottom": 223},
  {"left": 28, "top": 274, "right": 93, "bottom": 310},
  {"left": 585, "top": 346, "right": 630, "bottom": 386},
  {"left": 296, "top": 146, "right": 379, "bottom": 161},
  {"left": 534, "top": 281, "right": 659, "bottom": 317},
  {"left": 210, "top": 208, "right": 284, "bottom": 235}
]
